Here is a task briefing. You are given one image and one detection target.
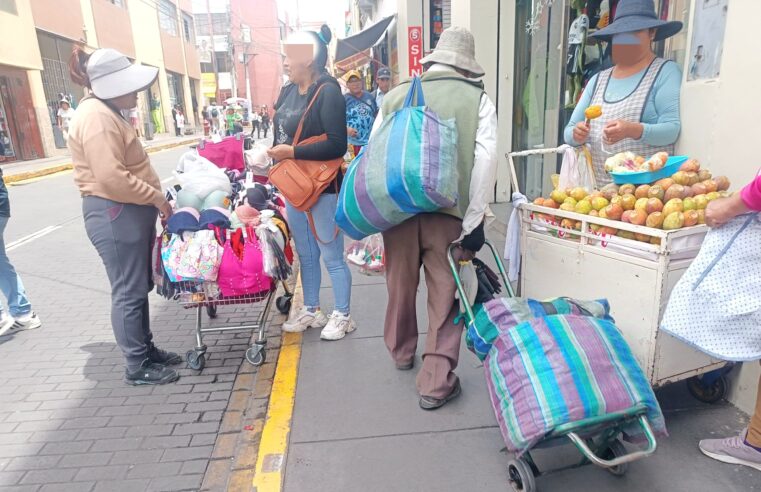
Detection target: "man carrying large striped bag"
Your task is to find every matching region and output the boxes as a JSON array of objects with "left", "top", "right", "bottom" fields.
[{"left": 377, "top": 27, "right": 498, "bottom": 410}]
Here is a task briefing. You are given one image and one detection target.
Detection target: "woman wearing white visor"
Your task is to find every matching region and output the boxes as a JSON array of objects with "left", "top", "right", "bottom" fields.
[{"left": 68, "top": 48, "right": 181, "bottom": 386}]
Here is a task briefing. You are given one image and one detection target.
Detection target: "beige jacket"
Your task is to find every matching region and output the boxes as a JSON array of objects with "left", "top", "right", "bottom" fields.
[{"left": 69, "top": 96, "right": 165, "bottom": 207}]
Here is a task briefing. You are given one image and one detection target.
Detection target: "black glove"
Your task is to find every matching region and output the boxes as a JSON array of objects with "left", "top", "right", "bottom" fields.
[{"left": 461, "top": 221, "right": 485, "bottom": 253}]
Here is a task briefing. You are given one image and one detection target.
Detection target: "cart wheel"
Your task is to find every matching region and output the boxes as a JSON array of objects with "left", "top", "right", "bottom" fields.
[
  {"left": 507, "top": 458, "right": 536, "bottom": 492},
  {"left": 186, "top": 350, "right": 206, "bottom": 371},
  {"left": 276, "top": 295, "right": 292, "bottom": 315},
  {"left": 687, "top": 375, "right": 727, "bottom": 404},
  {"left": 246, "top": 346, "right": 266, "bottom": 366},
  {"left": 206, "top": 304, "right": 218, "bottom": 319},
  {"left": 602, "top": 440, "right": 630, "bottom": 477}
]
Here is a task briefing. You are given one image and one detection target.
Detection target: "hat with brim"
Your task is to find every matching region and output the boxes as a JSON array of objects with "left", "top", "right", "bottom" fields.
[
  {"left": 344, "top": 70, "right": 362, "bottom": 82},
  {"left": 590, "top": 0, "right": 682, "bottom": 42},
  {"left": 419, "top": 26, "right": 485, "bottom": 77},
  {"left": 87, "top": 48, "right": 158, "bottom": 100}
]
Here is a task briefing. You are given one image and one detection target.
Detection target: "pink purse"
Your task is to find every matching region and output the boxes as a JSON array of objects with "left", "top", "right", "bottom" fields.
[{"left": 217, "top": 226, "right": 272, "bottom": 298}]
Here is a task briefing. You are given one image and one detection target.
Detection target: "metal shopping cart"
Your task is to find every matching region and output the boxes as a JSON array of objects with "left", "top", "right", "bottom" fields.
[
  {"left": 171, "top": 280, "right": 293, "bottom": 371},
  {"left": 448, "top": 241, "right": 658, "bottom": 492}
]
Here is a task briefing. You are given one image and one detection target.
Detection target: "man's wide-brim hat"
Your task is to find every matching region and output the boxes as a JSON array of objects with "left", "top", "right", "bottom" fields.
[
  {"left": 419, "top": 26, "right": 484, "bottom": 77},
  {"left": 590, "top": 0, "right": 683, "bottom": 42},
  {"left": 87, "top": 48, "right": 158, "bottom": 100}
]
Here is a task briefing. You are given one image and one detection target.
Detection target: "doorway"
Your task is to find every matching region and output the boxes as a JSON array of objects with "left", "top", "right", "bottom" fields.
[{"left": 0, "top": 71, "right": 44, "bottom": 163}]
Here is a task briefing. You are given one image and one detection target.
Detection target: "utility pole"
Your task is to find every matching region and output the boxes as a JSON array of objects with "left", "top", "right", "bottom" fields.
[{"left": 205, "top": 0, "right": 220, "bottom": 103}]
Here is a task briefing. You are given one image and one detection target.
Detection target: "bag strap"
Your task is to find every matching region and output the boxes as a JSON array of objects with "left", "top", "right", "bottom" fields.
[
  {"left": 293, "top": 84, "right": 327, "bottom": 145},
  {"left": 402, "top": 77, "right": 425, "bottom": 108}
]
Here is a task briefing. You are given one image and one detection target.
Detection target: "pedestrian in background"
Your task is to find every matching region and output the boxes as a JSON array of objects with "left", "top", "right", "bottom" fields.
[
  {"left": 57, "top": 99, "right": 75, "bottom": 144},
  {"left": 260, "top": 107, "right": 270, "bottom": 139},
  {"left": 0, "top": 169, "right": 42, "bottom": 338},
  {"left": 343, "top": 70, "right": 377, "bottom": 156},
  {"left": 378, "top": 26, "right": 497, "bottom": 410},
  {"left": 250, "top": 110, "right": 261, "bottom": 139},
  {"left": 68, "top": 47, "right": 181, "bottom": 386},
  {"left": 697, "top": 170, "right": 761, "bottom": 472},
  {"left": 374, "top": 67, "right": 393, "bottom": 110},
  {"left": 171, "top": 104, "right": 180, "bottom": 136},
  {"left": 176, "top": 107, "right": 185, "bottom": 136},
  {"left": 128, "top": 106, "right": 140, "bottom": 138},
  {"left": 269, "top": 25, "right": 355, "bottom": 341}
]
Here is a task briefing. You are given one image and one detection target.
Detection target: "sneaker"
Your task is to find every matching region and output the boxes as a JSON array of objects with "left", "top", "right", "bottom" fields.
[
  {"left": 147, "top": 343, "right": 182, "bottom": 366},
  {"left": 282, "top": 307, "right": 328, "bottom": 333},
  {"left": 319, "top": 311, "right": 357, "bottom": 341},
  {"left": 11, "top": 312, "right": 41, "bottom": 331},
  {"left": 125, "top": 359, "right": 180, "bottom": 386},
  {"left": 419, "top": 378, "right": 462, "bottom": 411},
  {"left": 0, "top": 314, "right": 15, "bottom": 337},
  {"left": 699, "top": 430, "right": 761, "bottom": 471}
]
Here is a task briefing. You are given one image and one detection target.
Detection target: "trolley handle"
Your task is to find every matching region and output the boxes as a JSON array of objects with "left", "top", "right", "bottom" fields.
[
  {"left": 567, "top": 416, "right": 658, "bottom": 468},
  {"left": 447, "top": 240, "right": 515, "bottom": 327},
  {"left": 506, "top": 147, "right": 568, "bottom": 197}
]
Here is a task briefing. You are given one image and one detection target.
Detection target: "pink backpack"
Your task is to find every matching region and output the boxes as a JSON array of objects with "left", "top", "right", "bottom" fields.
[{"left": 217, "top": 226, "right": 272, "bottom": 297}]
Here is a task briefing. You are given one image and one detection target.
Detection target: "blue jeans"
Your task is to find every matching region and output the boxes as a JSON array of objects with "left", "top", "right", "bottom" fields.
[
  {"left": 286, "top": 194, "right": 352, "bottom": 314},
  {"left": 0, "top": 216, "right": 32, "bottom": 317}
]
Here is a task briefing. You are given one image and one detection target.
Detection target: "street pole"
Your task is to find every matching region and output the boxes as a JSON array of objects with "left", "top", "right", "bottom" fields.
[
  {"left": 244, "top": 53, "right": 252, "bottom": 103},
  {"left": 206, "top": 0, "right": 220, "bottom": 104}
]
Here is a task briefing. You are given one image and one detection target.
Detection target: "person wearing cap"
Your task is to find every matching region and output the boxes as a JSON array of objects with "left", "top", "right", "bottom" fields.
[
  {"left": 268, "top": 25, "right": 356, "bottom": 341},
  {"left": 67, "top": 47, "right": 181, "bottom": 386},
  {"left": 375, "top": 26, "right": 497, "bottom": 410},
  {"left": 343, "top": 69, "right": 377, "bottom": 156},
  {"left": 374, "top": 67, "right": 393, "bottom": 110},
  {"left": 259, "top": 107, "right": 271, "bottom": 139},
  {"left": 564, "top": 0, "right": 683, "bottom": 185},
  {"left": 57, "top": 99, "right": 76, "bottom": 144}
]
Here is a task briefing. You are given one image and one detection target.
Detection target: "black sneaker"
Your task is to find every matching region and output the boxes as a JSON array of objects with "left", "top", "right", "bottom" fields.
[
  {"left": 125, "top": 359, "right": 180, "bottom": 386},
  {"left": 147, "top": 343, "right": 182, "bottom": 366},
  {"left": 419, "top": 378, "right": 462, "bottom": 410}
]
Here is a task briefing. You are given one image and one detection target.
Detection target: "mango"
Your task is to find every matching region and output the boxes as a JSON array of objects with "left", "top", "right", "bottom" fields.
[
  {"left": 647, "top": 185, "right": 665, "bottom": 201},
  {"left": 697, "top": 209, "right": 706, "bottom": 224},
  {"left": 591, "top": 196, "right": 610, "bottom": 211},
  {"left": 620, "top": 194, "right": 637, "bottom": 211},
  {"left": 629, "top": 209, "right": 648, "bottom": 226},
  {"left": 662, "top": 198, "right": 684, "bottom": 217},
  {"left": 655, "top": 178, "right": 674, "bottom": 190},
  {"left": 564, "top": 197, "right": 578, "bottom": 207},
  {"left": 679, "top": 159, "right": 700, "bottom": 173},
  {"left": 575, "top": 200, "right": 593, "bottom": 215},
  {"left": 683, "top": 210, "right": 699, "bottom": 227},
  {"left": 671, "top": 171, "right": 690, "bottom": 186},
  {"left": 646, "top": 212, "right": 664, "bottom": 229},
  {"left": 683, "top": 197, "right": 697, "bottom": 211},
  {"left": 706, "top": 191, "right": 721, "bottom": 201},
  {"left": 570, "top": 187, "right": 589, "bottom": 201},
  {"left": 685, "top": 172, "right": 700, "bottom": 186},
  {"left": 697, "top": 169, "right": 712, "bottom": 182},
  {"left": 664, "top": 184, "right": 685, "bottom": 203},
  {"left": 635, "top": 197, "right": 649, "bottom": 212},
  {"left": 600, "top": 183, "right": 620, "bottom": 201},
  {"left": 663, "top": 212, "right": 685, "bottom": 230},
  {"left": 542, "top": 198, "right": 559, "bottom": 209},
  {"left": 714, "top": 176, "right": 731, "bottom": 191},
  {"left": 617, "top": 230, "right": 636, "bottom": 240},
  {"left": 703, "top": 180, "right": 718, "bottom": 193},
  {"left": 550, "top": 189, "right": 568, "bottom": 204},
  {"left": 603, "top": 204, "right": 624, "bottom": 221},
  {"left": 646, "top": 198, "right": 664, "bottom": 214},
  {"left": 618, "top": 184, "right": 636, "bottom": 196},
  {"left": 559, "top": 202, "right": 576, "bottom": 212},
  {"left": 635, "top": 184, "right": 651, "bottom": 199}
]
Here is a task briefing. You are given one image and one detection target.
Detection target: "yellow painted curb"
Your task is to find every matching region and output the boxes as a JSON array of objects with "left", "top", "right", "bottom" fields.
[
  {"left": 253, "top": 275, "right": 303, "bottom": 492},
  {"left": 4, "top": 138, "right": 197, "bottom": 185}
]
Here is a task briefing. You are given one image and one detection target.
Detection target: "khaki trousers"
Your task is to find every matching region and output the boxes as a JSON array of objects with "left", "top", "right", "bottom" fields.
[
  {"left": 382, "top": 214, "right": 464, "bottom": 399},
  {"left": 747, "top": 362, "right": 761, "bottom": 447}
]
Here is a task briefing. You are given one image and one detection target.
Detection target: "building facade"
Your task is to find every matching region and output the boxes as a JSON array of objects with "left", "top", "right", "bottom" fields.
[{"left": 0, "top": 0, "right": 203, "bottom": 162}]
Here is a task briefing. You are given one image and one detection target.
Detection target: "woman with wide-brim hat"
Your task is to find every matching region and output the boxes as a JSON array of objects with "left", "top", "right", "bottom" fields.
[
  {"left": 67, "top": 47, "right": 182, "bottom": 386},
  {"left": 564, "top": 0, "right": 683, "bottom": 185}
]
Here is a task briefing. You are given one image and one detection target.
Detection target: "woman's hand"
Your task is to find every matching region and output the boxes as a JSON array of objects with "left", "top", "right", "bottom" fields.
[
  {"left": 347, "top": 127, "right": 358, "bottom": 138},
  {"left": 158, "top": 201, "right": 173, "bottom": 226},
  {"left": 603, "top": 120, "right": 644, "bottom": 144},
  {"left": 705, "top": 194, "right": 750, "bottom": 228},
  {"left": 267, "top": 145, "right": 295, "bottom": 162},
  {"left": 573, "top": 122, "right": 590, "bottom": 144}
]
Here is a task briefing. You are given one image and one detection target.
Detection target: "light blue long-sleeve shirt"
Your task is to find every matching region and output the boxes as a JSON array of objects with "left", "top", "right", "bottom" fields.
[{"left": 564, "top": 61, "right": 682, "bottom": 147}]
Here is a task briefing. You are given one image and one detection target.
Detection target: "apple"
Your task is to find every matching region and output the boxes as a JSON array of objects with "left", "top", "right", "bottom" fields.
[
  {"left": 706, "top": 191, "right": 721, "bottom": 201},
  {"left": 671, "top": 171, "right": 690, "bottom": 186},
  {"left": 542, "top": 198, "right": 559, "bottom": 209},
  {"left": 617, "top": 230, "right": 636, "bottom": 240},
  {"left": 697, "top": 169, "right": 712, "bottom": 182},
  {"left": 600, "top": 183, "right": 620, "bottom": 201},
  {"left": 603, "top": 203, "right": 624, "bottom": 221},
  {"left": 621, "top": 210, "right": 634, "bottom": 223},
  {"left": 697, "top": 209, "right": 706, "bottom": 224},
  {"left": 685, "top": 172, "right": 700, "bottom": 186},
  {"left": 635, "top": 233, "right": 652, "bottom": 243}
]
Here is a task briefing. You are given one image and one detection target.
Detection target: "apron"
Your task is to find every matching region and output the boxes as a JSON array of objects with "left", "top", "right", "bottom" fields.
[{"left": 588, "top": 58, "right": 674, "bottom": 186}]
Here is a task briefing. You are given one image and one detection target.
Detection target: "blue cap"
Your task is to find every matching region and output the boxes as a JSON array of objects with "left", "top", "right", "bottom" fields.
[{"left": 377, "top": 68, "right": 391, "bottom": 79}]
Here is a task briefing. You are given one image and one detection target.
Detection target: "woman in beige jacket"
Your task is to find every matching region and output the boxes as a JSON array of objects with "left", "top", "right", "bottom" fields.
[{"left": 68, "top": 48, "right": 180, "bottom": 386}]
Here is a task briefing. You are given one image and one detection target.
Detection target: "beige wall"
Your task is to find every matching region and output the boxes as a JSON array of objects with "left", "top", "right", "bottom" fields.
[
  {"left": 30, "top": 0, "right": 85, "bottom": 42},
  {"left": 0, "top": 1, "right": 43, "bottom": 70},
  {"left": 675, "top": 1, "right": 761, "bottom": 415},
  {"left": 92, "top": 0, "right": 135, "bottom": 57}
]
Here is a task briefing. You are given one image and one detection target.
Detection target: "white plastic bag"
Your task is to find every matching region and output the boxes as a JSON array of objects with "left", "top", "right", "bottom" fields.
[
  {"left": 558, "top": 144, "right": 596, "bottom": 191},
  {"left": 174, "top": 153, "right": 231, "bottom": 199},
  {"left": 244, "top": 144, "right": 272, "bottom": 176}
]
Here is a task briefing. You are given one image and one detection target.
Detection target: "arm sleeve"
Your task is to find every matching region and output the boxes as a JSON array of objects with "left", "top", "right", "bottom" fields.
[
  {"left": 640, "top": 62, "right": 682, "bottom": 146},
  {"left": 80, "top": 113, "right": 165, "bottom": 207},
  {"left": 563, "top": 74, "right": 597, "bottom": 146},
  {"left": 740, "top": 172, "right": 761, "bottom": 211},
  {"left": 461, "top": 94, "right": 498, "bottom": 237},
  {"left": 293, "top": 85, "right": 348, "bottom": 161}
]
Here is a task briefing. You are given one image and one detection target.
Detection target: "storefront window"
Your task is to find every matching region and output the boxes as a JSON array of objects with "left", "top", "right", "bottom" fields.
[
  {"left": 38, "top": 32, "right": 83, "bottom": 149},
  {"left": 685, "top": 0, "right": 727, "bottom": 81},
  {"left": 167, "top": 72, "right": 185, "bottom": 110}
]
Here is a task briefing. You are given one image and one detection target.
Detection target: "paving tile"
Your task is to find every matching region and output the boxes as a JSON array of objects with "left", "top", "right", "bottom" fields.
[
  {"left": 76, "top": 427, "right": 128, "bottom": 441},
  {"left": 160, "top": 445, "right": 214, "bottom": 462},
  {"left": 92, "top": 479, "right": 150, "bottom": 492},
  {"left": 39, "top": 483, "right": 95, "bottom": 492},
  {"left": 109, "top": 449, "right": 164, "bottom": 466},
  {"left": 123, "top": 425, "right": 175, "bottom": 438},
  {"left": 73, "top": 465, "right": 129, "bottom": 482},
  {"left": 179, "top": 460, "right": 208, "bottom": 476},
  {"left": 89, "top": 438, "right": 142, "bottom": 453},
  {"left": 3, "top": 455, "right": 61, "bottom": 472},
  {"left": 172, "top": 422, "right": 219, "bottom": 436},
  {"left": 124, "top": 462, "right": 181, "bottom": 480},
  {"left": 58, "top": 453, "right": 113, "bottom": 469},
  {"left": 19, "top": 468, "right": 77, "bottom": 485},
  {"left": 0, "top": 444, "right": 44, "bottom": 459},
  {"left": 147, "top": 474, "right": 203, "bottom": 492},
  {"left": 0, "top": 471, "right": 24, "bottom": 487},
  {"left": 140, "top": 435, "right": 191, "bottom": 450}
]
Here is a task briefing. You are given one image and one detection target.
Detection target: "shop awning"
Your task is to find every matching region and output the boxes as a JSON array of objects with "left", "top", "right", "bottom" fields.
[{"left": 335, "top": 15, "right": 395, "bottom": 71}]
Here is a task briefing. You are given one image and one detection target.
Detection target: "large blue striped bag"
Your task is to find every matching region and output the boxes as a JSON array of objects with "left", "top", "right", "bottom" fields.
[{"left": 336, "top": 77, "right": 459, "bottom": 240}]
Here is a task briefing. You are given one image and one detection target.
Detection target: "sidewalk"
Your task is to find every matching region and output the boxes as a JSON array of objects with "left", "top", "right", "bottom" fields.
[
  {"left": 1, "top": 134, "right": 200, "bottom": 184},
  {"left": 270, "top": 209, "right": 759, "bottom": 492}
]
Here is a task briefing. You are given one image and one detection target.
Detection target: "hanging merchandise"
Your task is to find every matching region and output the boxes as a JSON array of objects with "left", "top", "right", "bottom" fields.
[
  {"left": 565, "top": 14, "right": 590, "bottom": 109},
  {"left": 217, "top": 227, "right": 272, "bottom": 298},
  {"left": 526, "top": 0, "right": 554, "bottom": 35},
  {"left": 174, "top": 229, "right": 224, "bottom": 282},
  {"left": 256, "top": 211, "right": 292, "bottom": 281}
]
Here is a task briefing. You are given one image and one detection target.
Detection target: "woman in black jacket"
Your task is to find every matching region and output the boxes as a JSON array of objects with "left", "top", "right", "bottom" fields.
[{"left": 268, "top": 26, "right": 354, "bottom": 341}]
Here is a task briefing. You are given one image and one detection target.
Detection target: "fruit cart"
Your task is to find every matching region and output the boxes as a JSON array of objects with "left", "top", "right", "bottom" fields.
[{"left": 508, "top": 148, "right": 730, "bottom": 401}]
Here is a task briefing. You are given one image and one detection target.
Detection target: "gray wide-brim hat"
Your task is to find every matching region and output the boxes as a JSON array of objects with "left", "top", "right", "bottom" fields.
[
  {"left": 590, "top": 0, "right": 682, "bottom": 42},
  {"left": 87, "top": 48, "right": 159, "bottom": 100},
  {"left": 419, "top": 26, "right": 485, "bottom": 77}
]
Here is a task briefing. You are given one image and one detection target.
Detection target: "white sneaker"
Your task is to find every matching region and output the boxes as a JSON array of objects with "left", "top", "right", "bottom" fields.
[
  {"left": 320, "top": 311, "right": 356, "bottom": 341},
  {"left": 11, "top": 312, "right": 41, "bottom": 331},
  {"left": 282, "top": 308, "right": 328, "bottom": 333},
  {"left": 0, "top": 314, "right": 15, "bottom": 337}
]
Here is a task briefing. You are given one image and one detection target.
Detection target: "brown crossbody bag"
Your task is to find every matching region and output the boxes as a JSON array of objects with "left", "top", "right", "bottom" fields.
[{"left": 268, "top": 85, "right": 341, "bottom": 243}]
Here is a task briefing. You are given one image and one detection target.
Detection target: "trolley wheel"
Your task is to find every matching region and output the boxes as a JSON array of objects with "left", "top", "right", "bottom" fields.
[
  {"left": 601, "top": 440, "right": 630, "bottom": 477},
  {"left": 276, "top": 295, "right": 292, "bottom": 315},
  {"left": 687, "top": 375, "right": 727, "bottom": 404},
  {"left": 246, "top": 346, "right": 266, "bottom": 366},
  {"left": 186, "top": 350, "right": 206, "bottom": 371},
  {"left": 507, "top": 458, "right": 536, "bottom": 492},
  {"left": 206, "top": 304, "right": 218, "bottom": 319}
]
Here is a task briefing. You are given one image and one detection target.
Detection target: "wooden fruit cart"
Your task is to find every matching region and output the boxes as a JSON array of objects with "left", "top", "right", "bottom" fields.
[{"left": 508, "top": 148, "right": 730, "bottom": 401}]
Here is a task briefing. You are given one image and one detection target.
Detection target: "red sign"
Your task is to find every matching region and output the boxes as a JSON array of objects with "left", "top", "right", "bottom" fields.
[{"left": 408, "top": 26, "right": 423, "bottom": 76}]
